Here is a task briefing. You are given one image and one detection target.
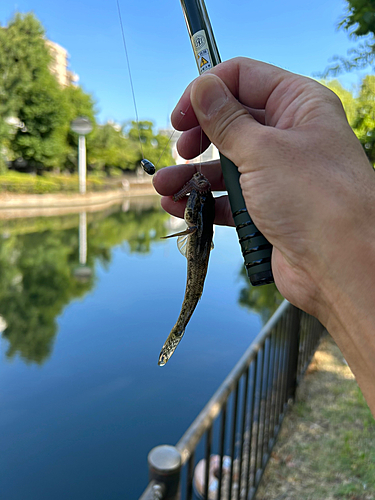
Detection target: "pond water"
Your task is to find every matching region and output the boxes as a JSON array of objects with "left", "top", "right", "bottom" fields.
[{"left": 0, "top": 196, "right": 281, "bottom": 499}]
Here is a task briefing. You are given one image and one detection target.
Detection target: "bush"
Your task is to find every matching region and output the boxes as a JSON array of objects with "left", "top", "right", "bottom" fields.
[{"left": 0, "top": 172, "right": 119, "bottom": 194}]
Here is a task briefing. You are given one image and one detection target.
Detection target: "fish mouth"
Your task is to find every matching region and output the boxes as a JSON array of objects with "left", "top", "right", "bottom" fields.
[
  {"left": 191, "top": 172, "right": 211, "bottom": 192},
  {"left": 173, "top": 172, "right": 211, "bottom": 201}
]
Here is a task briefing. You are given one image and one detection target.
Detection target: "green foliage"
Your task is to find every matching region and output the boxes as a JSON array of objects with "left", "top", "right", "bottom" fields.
[
  {"left": 0, "top": 12, "right": 50, "bottom": 113},
  {"left": 11, "top": 71, "right": 68, "bottom": 169},
  {"left": 0, "top": 12, "right": 173, "bottom": 177},
  {"left": 323, "top": 77, "right": 375, "bottom": 164},
  {"left": 0, "top": 13, "right": 68, "bottom": 169},
  {"left": 0, "top": 171, "right": 114, "bottom": 193},
  {"left": 351, "top": 75, "right": 375, "bottom": 162},
  {"left": 89, "top": 122, "right": 138, "bottom": 173},
  {"left": 324, "top": 1, "right": 375, "bottom": 75},
  {"left": 88, "top": 120, "right": 174, "bottom": 174},
  {"left": 125, "top": 120, "right": 174, "bottom": 171},
  {"left": 323, "top": 80, "right": 358, "bottom": 126},
  {"left": 340, "top": 0, "right": 375, "bottom": 38}
]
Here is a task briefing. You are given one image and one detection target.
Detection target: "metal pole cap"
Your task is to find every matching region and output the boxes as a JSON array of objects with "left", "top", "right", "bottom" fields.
[{"left": 148, "top": 445, "right": 181, "bottom": 474}]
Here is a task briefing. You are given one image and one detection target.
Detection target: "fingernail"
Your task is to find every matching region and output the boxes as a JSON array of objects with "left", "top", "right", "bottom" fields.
[{"left": 193, "top": 75, "right": 228, "bottom": 117}]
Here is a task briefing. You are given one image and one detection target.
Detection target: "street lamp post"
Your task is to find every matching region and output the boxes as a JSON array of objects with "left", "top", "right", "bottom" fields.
[{"left": 70, "top": 117, "right": 93, "bottom": 194}]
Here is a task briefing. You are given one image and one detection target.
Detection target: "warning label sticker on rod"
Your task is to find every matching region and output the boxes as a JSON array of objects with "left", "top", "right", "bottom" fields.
[{"left": 192, "top": 30, "right": 212, "bottom": 74}]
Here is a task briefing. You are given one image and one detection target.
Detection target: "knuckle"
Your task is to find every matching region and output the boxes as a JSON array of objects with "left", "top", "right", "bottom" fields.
[
  {"left": 212, "top": 107, "right": 251, "bottom": 151},
  {"left": 313, "top": 81, "right": 344, "bottom": 110}
]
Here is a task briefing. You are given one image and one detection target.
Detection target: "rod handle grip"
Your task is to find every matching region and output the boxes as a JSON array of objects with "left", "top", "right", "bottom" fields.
[{"left": 219, "top": 153, "right": 274, "bottom": 286}]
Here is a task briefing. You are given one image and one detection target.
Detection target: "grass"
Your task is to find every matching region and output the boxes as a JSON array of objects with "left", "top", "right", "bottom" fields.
[
  {"left": 0, "top": 171, "right": 120, "bottom": 194},
  {"left": 256, "top": 336, "right": 375, "bottom": 500}
]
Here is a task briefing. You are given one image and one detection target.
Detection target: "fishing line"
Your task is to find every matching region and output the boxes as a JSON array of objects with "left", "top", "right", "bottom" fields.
[
  {"left": 153, "top": 106, "right": 204, "bottom": 174},
  {"left": 116, "top": 1, "right": 199, "bottom": 176},
  {"left": 116, "top": 0, "right": 182, "bottom": 174},
  {"left": 153, "top": 107, "right": 191, "bottom": 169},
  {"left": 198, "top": 127, "right": 203, "bottom": 174},
  {"left": 116, "top": 0, "right": 144, "bottom": 159}
]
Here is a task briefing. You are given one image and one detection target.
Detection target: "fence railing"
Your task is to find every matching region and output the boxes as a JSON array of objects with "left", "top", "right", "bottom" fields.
[{"left": 139, "top": 301, "right": 324, "bottom": 500}]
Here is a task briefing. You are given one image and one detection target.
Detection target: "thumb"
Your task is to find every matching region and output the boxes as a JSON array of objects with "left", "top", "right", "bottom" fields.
[{"left": 190, "top": 74, "right": 259, "bottom": 164}]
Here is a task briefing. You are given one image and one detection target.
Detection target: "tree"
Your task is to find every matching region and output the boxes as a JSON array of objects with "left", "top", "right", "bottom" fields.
[
  {"left": 322, "top": 77, "right": 375, "bottom": 164},
  {"left": 0, "top": 12, "right": 51, "bottom": 170},
  {"left": 0, "top": 115, "right": 10, "bottom": 172},
  {"left": 0, "top": 13, "right": 50, "bottom": 112},
  {"left": 0, "top": 13, "right": 68, "bottom": 171},
  {"left": 0, "top": 12, "right": 172, "bottom": 175},
  {"left": 325, "top": 1, "right": 375, "bottom": 75},
  {"left": 88, "top": 122, "right": 138, "bottom": 174},
  {"left": 126, "top": 121, "right": 174, "bottom": 171},
  {"left": 0, "top": 13, "right": 98, "bottom": 173},
  {"left": 89, "top": 120, "right": 174, "bottom": 174},
  {"left": 10, "top": 70, "right": 68, "bottom": 170},
  {"left": 322, "top": 79, "right": 358, "bottom": 126},
  {"left": 352, "top": 75, "right": 375, "bottom": 163},
  {"left": 340, "top": 0, "right": 375, "bottom": 38}
]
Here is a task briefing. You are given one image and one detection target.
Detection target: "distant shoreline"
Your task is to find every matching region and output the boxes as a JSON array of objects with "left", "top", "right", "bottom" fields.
[{"left": 0, "top": 181, "right": 159, "bottom": 219}]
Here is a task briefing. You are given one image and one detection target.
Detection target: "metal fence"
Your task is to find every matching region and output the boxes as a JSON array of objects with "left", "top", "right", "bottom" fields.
[{"left": 139, "top": 301, "right": 324, "bottom": 500}]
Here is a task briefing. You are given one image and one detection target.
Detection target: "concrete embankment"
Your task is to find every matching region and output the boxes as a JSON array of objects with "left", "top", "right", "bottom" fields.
[{"left": 0, "top": 180, "right": 158, "bottom": 218}]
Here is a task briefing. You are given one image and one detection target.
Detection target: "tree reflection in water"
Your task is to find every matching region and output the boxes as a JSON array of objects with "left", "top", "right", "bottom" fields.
[
  {"left": 0, "top": 199, "right": 168, "bottom": 364},
  {"left": 238, "top": 265, "right": 283, "bottom": 324}
]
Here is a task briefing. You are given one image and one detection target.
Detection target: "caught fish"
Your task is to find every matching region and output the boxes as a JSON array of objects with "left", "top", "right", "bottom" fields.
[{"left": 158, "top": 172, "right": 215, "bottom": 366}]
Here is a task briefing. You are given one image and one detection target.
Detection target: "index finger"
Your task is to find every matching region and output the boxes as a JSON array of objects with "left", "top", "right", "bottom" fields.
[
  {"left": 153, "top": 161, "right": 226, "bottom": 196},
  {"left": 171, "top": 57, "right": 293, "bottom": 131}
]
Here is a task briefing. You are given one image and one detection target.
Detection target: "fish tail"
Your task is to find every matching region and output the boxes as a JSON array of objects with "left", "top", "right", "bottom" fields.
[{"left": 158, "top": 327, "right": 185, "bottom": 366}]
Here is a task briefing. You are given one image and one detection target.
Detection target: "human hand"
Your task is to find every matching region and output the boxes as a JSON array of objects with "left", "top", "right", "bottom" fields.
[{"left": 153, "top": 58, "right": 375, "bottom": 328}]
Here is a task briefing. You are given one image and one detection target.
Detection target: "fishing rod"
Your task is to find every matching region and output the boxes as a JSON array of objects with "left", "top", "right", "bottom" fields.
[{"left": 179, "top": 0, "right": 274, "bottom": 287}]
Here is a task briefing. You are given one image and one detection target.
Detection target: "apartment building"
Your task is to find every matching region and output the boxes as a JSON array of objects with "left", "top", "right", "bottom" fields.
[{"left": 46, "top": 39, "right": 78, "bottom": 87}]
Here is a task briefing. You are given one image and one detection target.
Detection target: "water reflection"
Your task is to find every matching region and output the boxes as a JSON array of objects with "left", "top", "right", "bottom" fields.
[
  {"left": 73, "top": 211, "right": 92, "bottom": 281},
  {"left": 238, "top": 265, "right": 283, "bottom": 323},
  {"left": 0, "top": 206, "right": 284, "bottom": 500},
  {"left": 0, "top": 197, "right": 168, "bottom": 364}
]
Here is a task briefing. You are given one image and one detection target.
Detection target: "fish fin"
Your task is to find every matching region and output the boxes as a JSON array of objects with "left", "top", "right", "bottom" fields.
[
  {"left": 161, "top": 226, "right": 197, "bottom": 239},
  {"left": 177, "top": 234, "right": 189, "bottom": 257},
  {"left": 211, "top": 241, "right": 214, "bottom": 250}
]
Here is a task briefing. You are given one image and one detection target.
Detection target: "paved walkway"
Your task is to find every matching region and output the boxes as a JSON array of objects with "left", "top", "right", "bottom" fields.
[{"left": 0, "top": 180, "right": 156, "bottom": 209}]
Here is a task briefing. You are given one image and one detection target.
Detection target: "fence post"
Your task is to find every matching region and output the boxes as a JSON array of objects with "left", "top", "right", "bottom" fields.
[
  {"left": 286, "top": 305, "right": 301, "bottom": 402},
  {"left": 147, "top": 445, "right": 182, "bottom": 500}
]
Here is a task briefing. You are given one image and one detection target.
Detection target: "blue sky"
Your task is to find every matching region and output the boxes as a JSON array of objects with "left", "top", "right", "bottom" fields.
[{"left": 0, "top": 0, "right": 368, "bottom": 129}]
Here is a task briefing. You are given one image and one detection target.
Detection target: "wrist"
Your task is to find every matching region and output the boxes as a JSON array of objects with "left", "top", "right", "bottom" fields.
[
  {"left": 317, "top": 186, "right": 375, "bottom": 325},
  {"left": 315, "top": 203, "right": 375, "bottom": 415}
]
